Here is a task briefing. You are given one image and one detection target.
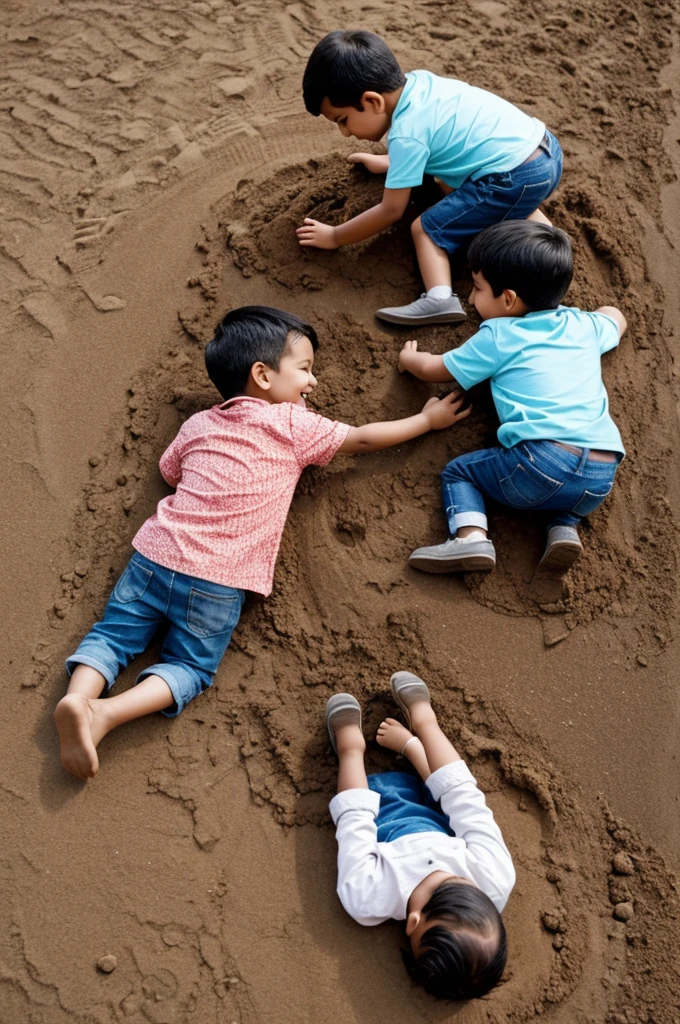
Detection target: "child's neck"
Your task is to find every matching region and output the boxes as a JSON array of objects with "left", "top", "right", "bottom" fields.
[{"left": 383, "top": 85, "right": 405, "bottom": 124}]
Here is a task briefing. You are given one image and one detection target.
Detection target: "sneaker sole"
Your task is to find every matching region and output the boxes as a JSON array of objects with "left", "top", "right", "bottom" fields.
[
  {"left": 408, "top": 552, "right": 496, "bottom": 573},
  {"left": 538, "top": 541, "right": 582, "bottom": 572},
  {"left": 375, "top": 310, "right": 467, "bottom": 325}
]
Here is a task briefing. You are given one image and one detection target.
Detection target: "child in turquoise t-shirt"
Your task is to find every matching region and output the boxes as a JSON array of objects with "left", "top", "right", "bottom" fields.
[
  {"left": 398, "top": 220, "right": 626, "bottom": 573},
  {"left": 297, "top": 30, "right": 562, "bottom": 327}
]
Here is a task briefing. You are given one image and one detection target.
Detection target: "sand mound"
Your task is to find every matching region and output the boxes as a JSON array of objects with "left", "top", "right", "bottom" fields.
[{"left": 2, "top": 0, "right": 679, "bottom": 1020}]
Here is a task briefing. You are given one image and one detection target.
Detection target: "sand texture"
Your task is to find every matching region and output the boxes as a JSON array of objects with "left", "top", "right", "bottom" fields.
[{"left": 1, "top": 0, "right": 680, "bottom": 1021}]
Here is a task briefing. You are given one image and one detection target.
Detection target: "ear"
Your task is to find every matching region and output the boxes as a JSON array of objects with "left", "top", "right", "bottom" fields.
[
  {"left": 502, "top": 288, "right": 529, "bottom": 315},
  {"left": 250, "top": 361, "right": 272, "bottom": 391},
  {"left": 405, "top": 910, "right": 421, "bottom": 937},
  {"left": 360, "top": 90, "right": 386, "bottom": 114}
]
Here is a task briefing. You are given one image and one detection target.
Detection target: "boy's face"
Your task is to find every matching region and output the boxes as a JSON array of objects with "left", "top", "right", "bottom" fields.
[
  {"left": 320, "top": 94, "right": 390, "bottom": 142},
  {"left": 469, "top": 270, "right": 522, "bottom": 321},
  {"left": 262, "top": 333, "right": 317, "bottom": 406}
]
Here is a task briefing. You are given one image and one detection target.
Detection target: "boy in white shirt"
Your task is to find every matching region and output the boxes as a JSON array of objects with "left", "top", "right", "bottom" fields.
[
  {"left": 297, "top": 30, "right": 562, "bottom": 327},
  {"left": 326, "top": 672, "right": 515, "bottom": 1000}
]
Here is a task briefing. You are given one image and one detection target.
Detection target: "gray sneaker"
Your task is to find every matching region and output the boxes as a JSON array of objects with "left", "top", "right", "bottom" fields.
[
  {"left": 538, "top": 526, "right": 583, "bottom": 571},
  {"left": 408, "top": 537, "right": 496, "bottom": 573},
  {"left": 376, "top": 293, "right": 466, "bottom": 326}
]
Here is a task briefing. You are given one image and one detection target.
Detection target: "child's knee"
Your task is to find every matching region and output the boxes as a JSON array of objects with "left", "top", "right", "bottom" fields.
[{"left": 411, "top": 216, "right": 424, "bottom": 240}]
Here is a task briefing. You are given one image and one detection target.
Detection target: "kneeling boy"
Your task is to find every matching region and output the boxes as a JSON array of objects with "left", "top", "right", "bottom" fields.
[
  {"left": 298, "top": 30, "right": 562, "bottom": 327},
  {"left": 399, "top": 220, "right": 626, "bottom": 572}
]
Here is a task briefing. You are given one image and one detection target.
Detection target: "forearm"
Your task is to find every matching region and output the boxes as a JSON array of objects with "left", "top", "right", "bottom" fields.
[
  {"left": 400, "top": 351, "right": 454, "bottom": 383},
  {"left": 341, "top": 411, "right": 431, "bottom": 453},
  {"left": 333, "top": 203, "right": 402, "bottom": 246}
]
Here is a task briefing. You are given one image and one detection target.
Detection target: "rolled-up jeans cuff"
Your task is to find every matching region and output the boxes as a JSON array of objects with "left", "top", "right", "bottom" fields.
[
  {"left": 65, "top": 651, "right": 117, "bottom": 689},
  {"left": 137, "top": 663, "right": 203, "bottom": 718},
  {"left": 452, "top": 511, "right": 488, "bottom": 532}
]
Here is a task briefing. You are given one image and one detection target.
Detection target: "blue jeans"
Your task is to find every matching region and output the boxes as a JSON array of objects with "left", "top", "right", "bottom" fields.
[
  {"left": 421, "top": 131, "right": 563, "bottom": 253},
  {"left": 66, "top": 553, "right": 245, "bottom": 716},
  {"left": 442, "top": 441, "right": 621, "bottom": 534},
  {"left": 368, "top": 772, "right": 455, "bottom": 843}
]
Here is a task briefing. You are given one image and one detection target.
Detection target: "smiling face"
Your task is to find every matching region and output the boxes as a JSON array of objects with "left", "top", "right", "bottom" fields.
[
  {"left": 257, "top": 333, "right": 317, "bottom": 407},
  {"left": 320, "top": 94, "right": 391, "bottom": 141}
]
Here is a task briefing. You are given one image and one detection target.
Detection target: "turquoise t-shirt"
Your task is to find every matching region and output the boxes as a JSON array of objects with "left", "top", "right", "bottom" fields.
[
  {"left": 385, "top": 70, "right": 545, "bottom": 191},
  {"left": 442, "top": 307, "right": 624, "bottom": 453}
]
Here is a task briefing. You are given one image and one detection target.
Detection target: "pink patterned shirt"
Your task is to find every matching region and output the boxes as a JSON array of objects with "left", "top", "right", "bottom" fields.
[{"left": 133, "top": 397, "right": 350, "bottom": 595}]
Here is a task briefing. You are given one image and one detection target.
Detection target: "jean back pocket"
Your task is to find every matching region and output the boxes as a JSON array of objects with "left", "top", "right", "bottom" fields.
[
  {"left": 113, "top": 558, "right": 153, "bottom": 604},
  {"left": 187, "top": 588, "right": 241, "bottom": 638},
  {"left": 499, "top": 459, "right": 563, "bottom": 508},
  {"left": 571, "top": 486, "right": 613, "bottom": 518}
]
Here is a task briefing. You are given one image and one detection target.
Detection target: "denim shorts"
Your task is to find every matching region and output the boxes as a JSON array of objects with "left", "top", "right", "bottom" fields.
[
  {"left": 66, "top": 553, "right": 245, "bottom": 716},
  {"left": 442, "top": 440, "right": 621, "bottom": 533},
  {"left": 368, "top": 771, "right": 455, "bottom": 843},
  {"left": 421, "top": 131, "right": 563, "bottom": 253}
]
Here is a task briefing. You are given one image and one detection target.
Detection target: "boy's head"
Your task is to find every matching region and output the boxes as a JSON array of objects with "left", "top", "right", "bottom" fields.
[
  {"left": 303, "top": 31, "right": 406, "bottom": 140},
  {"left": 205, "top": 306, "right": 319, "bottom": 406},
  {"left": 403, "top": 878, "right": 507, "bottom": 1001},
  {"left": 467, "top": 220, "right": 573, "bottom": 318}
]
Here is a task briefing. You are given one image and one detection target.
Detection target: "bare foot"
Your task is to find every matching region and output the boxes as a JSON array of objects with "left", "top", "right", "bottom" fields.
[
  {"left": 55, "top": 694, "right": 101, "bottom": 780},
  {"left": 347, "top": 152, "right": 389, "bottom": 175},
  {"left": 376, "top": 717, "right": 414, "bottom": 754}
]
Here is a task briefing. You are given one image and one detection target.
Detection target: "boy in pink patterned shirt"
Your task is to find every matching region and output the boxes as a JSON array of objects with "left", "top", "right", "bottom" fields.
[{"left": 56, "top": 306, "right": 470, "bottom": 780}]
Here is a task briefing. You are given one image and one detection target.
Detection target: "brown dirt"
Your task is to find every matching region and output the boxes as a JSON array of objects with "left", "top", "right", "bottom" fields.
[{"left": 1, "top": 1, "right": 680, "bottom": 1022}]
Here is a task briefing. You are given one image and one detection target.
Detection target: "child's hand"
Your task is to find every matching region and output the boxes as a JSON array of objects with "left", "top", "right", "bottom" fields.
[
  {"left": 421, "top": 393, "right": 471, "bottom": 431},
  {"left": 296, "top": 218, "right": 339, "bottom": 249},
  {"left": 348, "top": 152, "right": 390, "bottom": 175},
  {"left": 398, "top": 339, "right": 420, "bottom": 374}
]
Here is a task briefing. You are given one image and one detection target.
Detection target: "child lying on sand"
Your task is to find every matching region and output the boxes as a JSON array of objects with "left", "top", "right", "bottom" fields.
[
  {"left": 325, "top": 672, "right": 515, "bottom": 999},
  {"left": 297, "top": 30, "right": 562, "bottom": 327},
  {"left": 400, "top": 220, "right": 627, "bottom": 573},
  {"left": 55, "top": 306, "right": 470, "bottom": 779}
]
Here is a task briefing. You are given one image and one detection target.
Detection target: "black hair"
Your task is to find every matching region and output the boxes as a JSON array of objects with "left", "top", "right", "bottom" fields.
[
  {"left": 303, "top": 30, "right": 406, "bottom": 116},
  {"left": 401, "top": 880, "right": 508, "bottom": 1001},
  {"left": 204, "top": 305, "right": 318, "bottom": 401},
  {"left": 467, "top": 220, "right": 573, "bottom": 311}
]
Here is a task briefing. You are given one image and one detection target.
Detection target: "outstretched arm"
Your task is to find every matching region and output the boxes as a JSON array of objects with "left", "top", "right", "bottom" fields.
[
  {"left": 296, "top": 186, "right": 411, "bottom": 250},
  {"left": 398, "top": 339, "right": 457, "bottom": 383},
  {"left": 348, "top": 152, "right": 390, "bottom": 174},
  {"left": 338, "top": 393, "right": 470, "bottom": 454},
  {"left": 596, "top": 306, "right": 627, "bottom": 337}
]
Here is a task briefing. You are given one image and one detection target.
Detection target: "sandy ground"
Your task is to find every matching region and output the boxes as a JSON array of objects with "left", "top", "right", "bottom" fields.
[{"left": 1, "top": 0, "right": 680, "bottom": 1021}]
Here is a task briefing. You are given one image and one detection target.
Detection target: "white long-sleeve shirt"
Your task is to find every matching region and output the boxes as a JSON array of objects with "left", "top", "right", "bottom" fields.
[{"left": 329, "top": 761, "right": 515, "bottom": 926}]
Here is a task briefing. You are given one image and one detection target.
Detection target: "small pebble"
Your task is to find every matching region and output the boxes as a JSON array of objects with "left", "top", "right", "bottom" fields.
[
  {"left": 97, "top": 954, "right": 117, "bottom": 973},
  {"left": 116, "top": 474, "right": 128, "bottom": 486},
  {"left": 89, "top": 456, "right": 101, "bottom": 467},
  {"left": 612, "top": 851, "right": 635, "bottom": 876},
  {"left": 636, "top": 654, "right": 648, "bottom": 667},
  {"left": 613, "top": 901, "right": 634, "bottom": 922},
  {"left": 74, "top": 562, "right": 88, "bottom": 577}
]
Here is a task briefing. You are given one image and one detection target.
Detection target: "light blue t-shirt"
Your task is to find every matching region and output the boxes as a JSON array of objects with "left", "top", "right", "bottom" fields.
[
  {"left": 442, "top": 307, "right": 624, "bottom": 453},
  {"left": 385, "top": 70, "right": 545, "bottom": 191}
]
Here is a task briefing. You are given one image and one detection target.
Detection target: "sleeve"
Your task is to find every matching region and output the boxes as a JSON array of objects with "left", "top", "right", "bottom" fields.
[
  {"left": 385, "top": 135, "right": 430, "bottom": 189},
  {"left": 158, "top": 425, "right": 186, "bottom": 487},
  {"left": 587, "top": 311, "right": 621, "bottom": 354},
  {"left": 288, "top": 405, "right": 351, "bottom": 467},
  {"left": 442, "top": 324, "right": 506, "bottom": 390},
  {"left": 426, "top": 761, "right": 516, "bottom": 912},
  {"left": 329, "top": 789, "right": 394, "bottom": 926}
]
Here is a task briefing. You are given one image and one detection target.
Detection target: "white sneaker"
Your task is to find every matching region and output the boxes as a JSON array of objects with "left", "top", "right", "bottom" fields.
[
  {"left": 376, "top": 293, "right": 466, "bottom": 326},
  {"left": 408, "top": 537, "right": 496, "bottom": 573},
  {"left": 538, "top": 526, "right": 583, "bottom": 571}
]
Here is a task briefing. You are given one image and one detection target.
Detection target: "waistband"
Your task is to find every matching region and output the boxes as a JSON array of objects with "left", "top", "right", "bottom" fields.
[
  {"left": 550, "top": 440, "right": 618, "bottom": 463},
  {"left": 520, "top": 132, "right": 551, "bottom": 165}
]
